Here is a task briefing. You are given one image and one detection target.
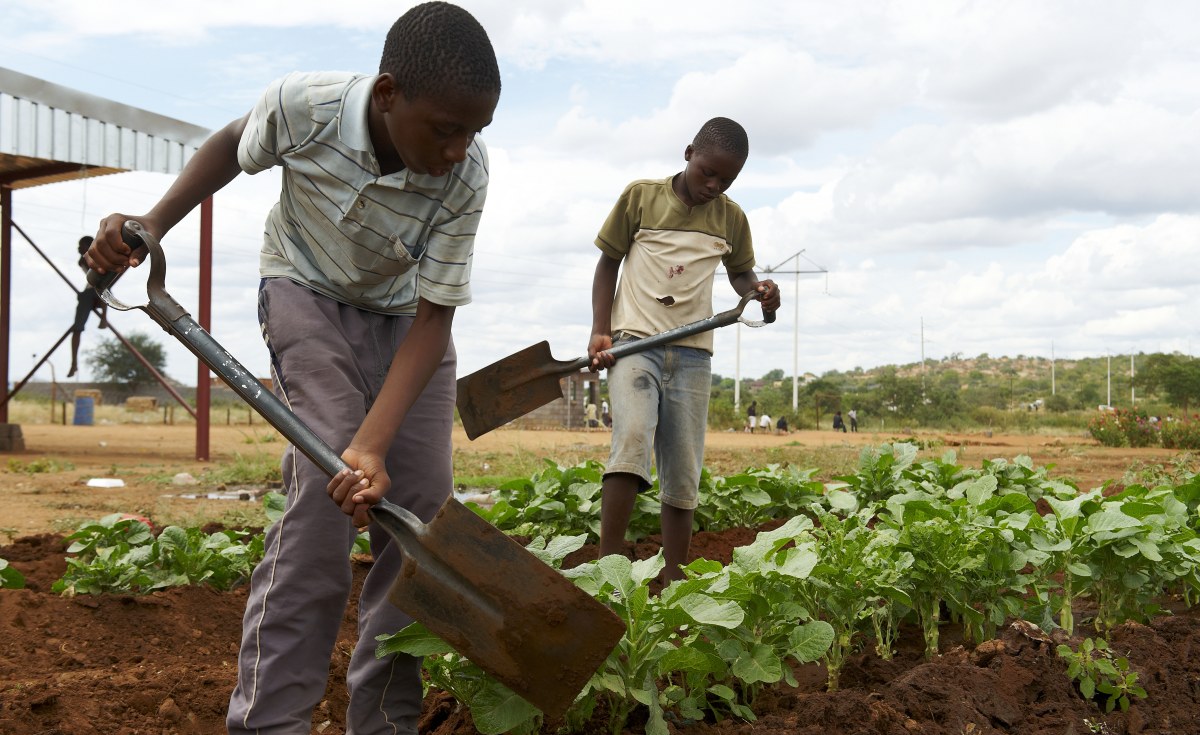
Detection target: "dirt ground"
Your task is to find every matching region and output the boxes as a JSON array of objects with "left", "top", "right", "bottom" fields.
[
  {"left": 1, "top": 422, "right": 1186, "bottom": 537},
  {"left": 2, "top": 424, "right": 1197, "bottom": 734}
]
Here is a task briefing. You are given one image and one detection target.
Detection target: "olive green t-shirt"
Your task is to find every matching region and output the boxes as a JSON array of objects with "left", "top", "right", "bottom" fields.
[{"left": 595, "top": 176, "right": 755, "bottom": 353}]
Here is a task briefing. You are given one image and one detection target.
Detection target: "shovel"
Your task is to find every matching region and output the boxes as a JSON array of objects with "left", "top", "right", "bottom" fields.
[
  {"left": 88, "top": 222, "right": 625, "bottom": 719},
  {"left": 457, "top": 290, "right": 775, "bottom": 440}
]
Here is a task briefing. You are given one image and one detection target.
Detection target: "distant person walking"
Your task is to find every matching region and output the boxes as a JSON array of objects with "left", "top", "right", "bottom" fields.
[
  {"left": 759, "top": 412, "right": 771, "bottom": 433},
  {"left": 747, "top": 400, "right": 758, "bottom": 434},
  {"left": 832, "top": 410, "right": 847, "bottom": 433},
  {"left": 848, "top": 409, "right": 858, "bottom": 433}
]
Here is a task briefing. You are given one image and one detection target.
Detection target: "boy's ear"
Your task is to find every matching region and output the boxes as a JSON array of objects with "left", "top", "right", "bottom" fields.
[
  {"left": 683, "top": 144, "right": 695, "bottom": 161},
  {"left": 372, "top": 73, "right": 400, "bottom": 111}
]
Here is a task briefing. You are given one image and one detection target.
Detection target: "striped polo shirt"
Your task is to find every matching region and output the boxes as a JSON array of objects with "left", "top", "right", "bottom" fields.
[
  {"left": 596, "top": 176, "right": 755, "bottom": 353},
  {"left": 237, "top": 71, "right": 488, "bottom": 315}
]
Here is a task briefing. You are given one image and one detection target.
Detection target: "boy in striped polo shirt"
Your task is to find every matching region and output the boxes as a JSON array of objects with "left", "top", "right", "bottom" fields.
[
  {"left": 87, "top": 3, "right": 500, "bottom": 732},
  {"left": 587, "top": 118, "right": 780, "bottom": 584}
]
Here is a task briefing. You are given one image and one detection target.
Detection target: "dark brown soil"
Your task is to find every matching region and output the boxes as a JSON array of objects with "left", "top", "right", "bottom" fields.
[{"left": 4, "top": 525, "right": 1199, "bottom": 735}]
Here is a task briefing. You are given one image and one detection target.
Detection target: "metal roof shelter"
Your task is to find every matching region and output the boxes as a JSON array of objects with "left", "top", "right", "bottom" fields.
[{"left": 0, "top": 66, "right": 217, "bottom": 458}]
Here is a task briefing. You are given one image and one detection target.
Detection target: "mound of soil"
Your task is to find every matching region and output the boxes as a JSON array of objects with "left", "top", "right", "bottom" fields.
[{"left": 3, "top": 526, "right": 1198, "bottom": 735}]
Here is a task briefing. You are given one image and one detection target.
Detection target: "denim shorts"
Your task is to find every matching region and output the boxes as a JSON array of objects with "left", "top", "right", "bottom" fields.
[{"left": 605, "top": 338, "right": 711, "bottom": 510}]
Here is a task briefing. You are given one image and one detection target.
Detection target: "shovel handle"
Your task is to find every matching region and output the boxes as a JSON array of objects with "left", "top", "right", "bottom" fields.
[
  {"left": 87, "top": 224, "right": 417, "bottom": 529},
  {"left": 600, "top": 289, "right": 770, "bottom": 363}
]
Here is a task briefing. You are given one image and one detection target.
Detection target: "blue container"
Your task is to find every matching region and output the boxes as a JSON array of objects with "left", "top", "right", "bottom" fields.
[{"left": 73, "top": 396, "right": 95, "bottom": 426}]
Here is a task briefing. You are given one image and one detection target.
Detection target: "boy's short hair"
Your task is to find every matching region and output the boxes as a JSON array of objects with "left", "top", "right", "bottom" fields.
[
  {"left": 380, "top": 2, "right": 501, "bottom": 100},
  {"left": 692, "top": 117, "right": 749, "bottom": 160}
]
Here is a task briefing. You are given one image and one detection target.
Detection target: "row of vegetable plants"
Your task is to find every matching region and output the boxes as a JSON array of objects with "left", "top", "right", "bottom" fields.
[
  {"left": 383, "top": 443, "right": 1200, "bottom": 734},
  {"left": 5, "top": 443, "right": 1197, "bottom": 733}
]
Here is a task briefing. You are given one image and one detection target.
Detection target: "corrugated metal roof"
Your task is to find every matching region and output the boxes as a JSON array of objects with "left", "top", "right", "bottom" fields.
[{"left": 0, "top": 66, "right": 210, "bottom": 189}]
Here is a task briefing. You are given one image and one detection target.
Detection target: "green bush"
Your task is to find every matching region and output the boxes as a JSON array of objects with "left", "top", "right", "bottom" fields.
[
  {"left": 1088, "top": 409, "right": 1158, "bottom": 448},
  {"left": 1159, "top": 417, "right": 1200, "bottom": 450}
]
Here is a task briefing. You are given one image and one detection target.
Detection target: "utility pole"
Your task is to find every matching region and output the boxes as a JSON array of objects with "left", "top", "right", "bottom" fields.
[
  {"left": 1107, "top": 354, "right": 1111, "bottom": 407},
  {"left": 920, "top": 317, "right": 926, "bottom": 399},
  {"left": 753, "top": 250, "right": 828, "bottom": 413},
  {"left": 1051, "top": 341, "right": 1056, "bottom": 395},
  {"left": 1130, "top": 353, "right": 1135, "bottom": 406}
]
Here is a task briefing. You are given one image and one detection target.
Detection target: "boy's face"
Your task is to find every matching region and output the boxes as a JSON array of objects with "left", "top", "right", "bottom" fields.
[
  {"left": 371, "top": 75, "right": 498, "bottom": 177},
  {"left": 677, "top": 145, "right": 746, "bottom": 208}
]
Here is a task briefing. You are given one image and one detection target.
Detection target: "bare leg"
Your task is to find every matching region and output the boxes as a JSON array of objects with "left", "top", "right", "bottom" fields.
[
  {"left": 598, "top": 473, "right": 642, "bottom": 559},
  {"left": 68, "top": 332, "right": 81, "bottom": 377},
  {"left": 660, "top": 503, "right": 694, "bottom": 584}
]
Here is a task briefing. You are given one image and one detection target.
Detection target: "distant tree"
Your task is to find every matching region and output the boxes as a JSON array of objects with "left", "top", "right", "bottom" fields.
[
  {"left": 86, "top": 332, "right": 168, "bottom": 388},
  {"left": 1138, "top": 354, "right": 1200, "bottom": 413},
  {"left": 762, "top": 369, "right": 785, "bottom": 382}
]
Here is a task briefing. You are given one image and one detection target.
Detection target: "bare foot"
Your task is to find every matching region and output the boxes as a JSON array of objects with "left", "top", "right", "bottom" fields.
[{"left": 67, "top": 365, "right": 77, "bottom": 378}]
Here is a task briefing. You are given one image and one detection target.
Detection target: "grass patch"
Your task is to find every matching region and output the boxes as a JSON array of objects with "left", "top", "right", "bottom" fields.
[
  {"left": 6, "top": 457, "right": 76, "bottom": 474},
  {"left": 199, "top": 451, "right": 282, "bottom": 486}
]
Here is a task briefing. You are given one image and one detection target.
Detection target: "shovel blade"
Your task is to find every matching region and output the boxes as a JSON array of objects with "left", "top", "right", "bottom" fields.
[
  {"left": 457, "top": 341, "right": 574, "bottom": 440},
  {"left": 376, "top": 497, "right": 625, "bottom": 719}
]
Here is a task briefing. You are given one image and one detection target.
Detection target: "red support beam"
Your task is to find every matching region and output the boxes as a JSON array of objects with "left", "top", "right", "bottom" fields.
[
  {"left": 196, "top": 197, "right": 212, "bottom": 461},
  {"left": 1, "top": 186, "right": 11, "bottom": 424}
]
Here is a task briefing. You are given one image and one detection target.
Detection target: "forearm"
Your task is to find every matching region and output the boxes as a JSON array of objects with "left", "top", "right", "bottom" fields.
[
  {"left": 145, "top": 115, "right": 249, "bottom": 237},
  {"left": 591, "top": 254, "right": 621, "bottom": 335},
  {"left": 351, "top": 298, "right": 455, "bottom": 455},
  {"left": 728, "top": 269, "right": 761, "bottom": 296}
]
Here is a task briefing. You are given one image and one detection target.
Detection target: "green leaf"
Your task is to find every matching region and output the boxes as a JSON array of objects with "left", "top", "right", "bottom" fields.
[
  {"left": 732, "top": 643, "right": 782, "bottom": 684},
  {"left": 788, "top": 620, "right": 835, "bottom": 663},
  {"left": 1080, "top": 676, "right": 1095, "bottom": 699},
  {"left": 0, "top": 559, "right": 25, "bottom": 589},
  {"left": 658, "top": 645, "right": 724, "bottom": 677},
  {"left": 375, "top": 624, "right": 454, "bottom": 658},
  {"left": 707, "top": 683, "right": 737, "bottom": 700},
  {"left": 677, "top": 593, "right": 743, "bottom": 628},
  {"left": 469, "top": 681, "right": 542, "bottom": 735}
]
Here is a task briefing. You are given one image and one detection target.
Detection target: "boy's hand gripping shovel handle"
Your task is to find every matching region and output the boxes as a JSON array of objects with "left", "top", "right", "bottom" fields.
[{"left": 86, "top": 221, "right": 412, "bottom": 528}]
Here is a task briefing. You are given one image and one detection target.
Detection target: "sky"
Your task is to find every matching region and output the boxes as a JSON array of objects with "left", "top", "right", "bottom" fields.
[{"left": 2, "top": 0, "right": 1199, "bottom": 393}]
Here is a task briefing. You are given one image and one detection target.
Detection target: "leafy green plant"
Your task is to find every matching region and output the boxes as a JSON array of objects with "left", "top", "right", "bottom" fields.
[
  {"left": 153, "top": 526, "right": 262, "bottom": 590},
  {"left": 475, "top": 460, "right": 608, "bottom": 541},
  {"left": 1159, "top": 418, "right": 1200, "bottom": 449},
  {"left": 1057, "top": 637, "right": 1147, "bottom": 712},
  {"left": 688, "top": 518, "right": 834, "bottom": 702},
  {"left": 0, "top": 558, "right": 25, "bottom": 589},
  {"left": 833, "top": 442, "right": 918, "bottom": 506}
]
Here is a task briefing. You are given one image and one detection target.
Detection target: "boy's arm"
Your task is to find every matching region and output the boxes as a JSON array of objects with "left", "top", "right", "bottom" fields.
[
  {"left": 587, "top": 253, "right": 622, "bottom": 371},
  {"left": 87, "top": 114, "right": 250, "bottom": 274},
  {"left": 728, "top": 269, "right": 781, "bottom": 316},
  {"left": 329, "top": 297, "right": 455, "bottom": 526}
]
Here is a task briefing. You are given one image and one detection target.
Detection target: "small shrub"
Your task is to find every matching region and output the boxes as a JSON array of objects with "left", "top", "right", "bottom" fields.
[
  {"left": 1057, "top": 637, "right": 1147, "bottom": 713},
  {"left": 1088, "top": 409, "right": 1157, "bottom": 448},
  {"left": 1159, "top": 416, "right": 1200, "bottom": 450}
]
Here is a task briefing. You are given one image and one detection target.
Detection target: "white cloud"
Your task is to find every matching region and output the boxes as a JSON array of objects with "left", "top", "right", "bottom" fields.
[{"left": 5, "top": 0, "right": 1200, "bottom": 388}]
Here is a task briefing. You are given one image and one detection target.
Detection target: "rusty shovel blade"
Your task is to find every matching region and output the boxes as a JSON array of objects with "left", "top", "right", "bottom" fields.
[
  {"left": 374, "top": 499, "right": 625, "bottom": 719},
  {"left": 458, "top": 291, "right": 774, "bottom": 440},
  {"left": 457, "top": 341, "right": 579, "bottom": 440}
]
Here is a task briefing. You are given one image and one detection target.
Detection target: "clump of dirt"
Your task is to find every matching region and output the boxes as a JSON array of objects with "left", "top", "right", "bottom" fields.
[{"left": 4, "top": 527, "right": 1199, "bottom": 735}]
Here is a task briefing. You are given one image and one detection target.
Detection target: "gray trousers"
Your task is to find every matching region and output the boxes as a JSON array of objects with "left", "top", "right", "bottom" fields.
[{"left": 227, "top": 278, "right": 454, "bottom": 735}]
